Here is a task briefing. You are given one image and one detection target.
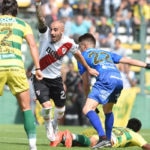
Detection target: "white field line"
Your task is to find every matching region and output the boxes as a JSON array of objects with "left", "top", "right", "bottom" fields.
[{"left": 0, "top": 137, "right": 27, "bottom": 141}]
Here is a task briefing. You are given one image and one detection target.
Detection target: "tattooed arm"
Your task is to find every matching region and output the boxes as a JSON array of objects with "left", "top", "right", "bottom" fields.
[{"left": 35, "top": 0, "right": 47, "bottom": 33}]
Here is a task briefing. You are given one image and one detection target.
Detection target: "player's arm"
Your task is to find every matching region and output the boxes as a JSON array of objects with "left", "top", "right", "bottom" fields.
[
  {"left": 81, "top": 71, "right": 90, "bottom": 97},
  {"left": 119, "top": 57, "right": 150, "bottom": 68},
  {"left": 25, "top": 34, "right": 43, "bottom": 80},
  {"left": 129, "top": 131, "right": 150, "bottom": 150},
  {"left": 74, "top": 51, "right": 99, "bottom": 77},
  {"left": 35, "top": 0, "right": 47, "bottom": 32},
  {"left": 142, "top": 143, "right": 150, "bottom": 150}
]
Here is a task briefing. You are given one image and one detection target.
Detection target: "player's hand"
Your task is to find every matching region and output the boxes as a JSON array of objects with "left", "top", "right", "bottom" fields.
[
  {"left": 35, "top": 70, "right": 43, "bottom": 80},
  {"left": 88, "top": 67, "right": 99, "bottom": 77},
  {"left": 145, "top": 63, "right": 150, "bottom": 69}
]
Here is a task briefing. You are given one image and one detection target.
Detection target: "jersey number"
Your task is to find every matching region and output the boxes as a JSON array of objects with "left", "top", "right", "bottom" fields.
[
  {"left": 0, "top": 27, "right": 12, "bottom": 46},
  {"left": 89, "top": 51, "right": 112, "bottom": 64},
  {"left": 60, "top": 91, "right": 66, "bottom": 99}
]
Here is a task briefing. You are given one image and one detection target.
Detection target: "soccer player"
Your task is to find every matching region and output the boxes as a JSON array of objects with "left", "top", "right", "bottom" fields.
[
  {"left": 32, "top": 0, "right": 98, "bottom": 142},
  {"left": 0, "top": 0, "right": 43, "bottom": 150},
  {"left": 51, "top": 118, "right": 150, "bottom": 150},
  {"left": 77, "top": 33, "right": 150, "bottom": 149}
]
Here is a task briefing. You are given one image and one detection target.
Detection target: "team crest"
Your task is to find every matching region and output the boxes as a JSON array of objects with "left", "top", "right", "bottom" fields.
[
  {"left": 62, "top": 47, "right": 67, "bottom": 54},
  {"left": 36, "top": 90, "right": 40, "bottom": 96}
]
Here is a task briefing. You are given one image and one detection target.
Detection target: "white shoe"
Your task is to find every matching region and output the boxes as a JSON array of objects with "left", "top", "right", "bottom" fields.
[{"left": 45, "top": 120, "right": 56, "bottom": 141}]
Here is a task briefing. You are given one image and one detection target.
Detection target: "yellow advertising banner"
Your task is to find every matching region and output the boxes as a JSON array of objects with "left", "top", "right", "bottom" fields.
[{"left": 113, "top": 87, "right": 139, "bottom": 126}]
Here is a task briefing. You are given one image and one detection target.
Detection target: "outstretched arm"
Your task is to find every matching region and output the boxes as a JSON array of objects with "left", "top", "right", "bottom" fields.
[
  {"left": 35, "top": 0, "right": 47, "bottom": 32},
  {"left": 119, "top": 57, "right": 150, "bottom": 68}
]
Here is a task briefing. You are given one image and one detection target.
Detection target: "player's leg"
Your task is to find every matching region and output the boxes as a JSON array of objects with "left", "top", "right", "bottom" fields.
[
  {"left": 103, "top": 82, "right": 123, "bottom": 141},
  {"left": 84, "top": 85, "right": 112, "bottom": 149},
  {"left": 63, "top": 130, "right": 91, "bottom": 148},
  {"left": 8, "top": 68, "right": 37, "bottom": 150},
  {"left": 16, "top": 90, "right": 37, "bottom": 150},
  {"left": 0, "top": 69, "right": 7, "bottom": 96},
  {"left": 50, "top": 77, "right": 66, "bottom": 134},
  {"left": 103, "top": 103, "right": 114, "bottom": 140},
  {"left": 83, "top": 98, "right": 105, "bottom": 138},
  {"left": 51, "top": 130, "right": 91, "bottom": 148},
  {"left": 41, "top": 101, "right": 55, "bottom": 141},
  {"left": 32, "top": 75, "right": 55, "bottom": 141},
  {"left": 53, "top": 106, "right": 65, "bottom": 132},
  {"left": 83, "top": 99, "right": 111, "bottom": 149}
]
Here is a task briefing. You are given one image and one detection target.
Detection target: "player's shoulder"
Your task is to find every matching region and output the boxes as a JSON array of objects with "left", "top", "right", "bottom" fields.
[
  {"left": 62, "top": 35, "right": 74, "bottom": 41},
  {"left": 15, "top": 17, "right": 31, "bottom": 27}
]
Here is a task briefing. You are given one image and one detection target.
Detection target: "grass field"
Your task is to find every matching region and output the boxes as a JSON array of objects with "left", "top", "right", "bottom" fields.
[{"left": 0, "top": 124, "right": 150, "bottom": 150}]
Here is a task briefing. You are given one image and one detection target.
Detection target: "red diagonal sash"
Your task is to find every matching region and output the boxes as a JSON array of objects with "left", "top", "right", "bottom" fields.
[{"left": 40, "top": 42, "right": 72, "bottom": 70}]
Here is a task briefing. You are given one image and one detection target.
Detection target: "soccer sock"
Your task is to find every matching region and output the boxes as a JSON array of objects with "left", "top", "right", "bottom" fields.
[
  {"left": 86, "top": 110, "right": 105, "bottom": 137},
  {"left": 105, "top": 112, "right": 114, "bottom": 140},
  {"left": 41, "top": 107, "right": 53, "bottom": 134},
  {"left": 53, "top": 106, "right": 65, "bottom": 127},
  {"left": 41, "top": 107, "right": 52, "bottom": 120},
  {"left": 72, "top": 134, "right": 91, "bottom": 146},
  {"left": 23, "top": 110, "right": 36, "bottom": 148}
]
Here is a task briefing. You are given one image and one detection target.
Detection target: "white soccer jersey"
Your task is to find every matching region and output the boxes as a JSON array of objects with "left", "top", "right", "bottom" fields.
[{"left": 33, "top": 27, "right": 78, "bottom": 79}]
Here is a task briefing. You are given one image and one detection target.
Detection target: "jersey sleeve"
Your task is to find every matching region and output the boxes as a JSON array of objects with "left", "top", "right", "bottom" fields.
[
  {"left": 77, "top": 61, "right": 86, "bottom": 75},
  {"left": 39, "top": 27, "right": 50, "bottom": 42},
  {"left": 69, "top": 40, "right": 79, "bottom": 54},
  {"left": 24, "top": 22, "right": 33, "bottom": 36},
  {"left": 129, "top": 132, "right": 148, "bottom": 147},
  {"left": 111, "top": 52, "right": 122, "bottom": 63}
]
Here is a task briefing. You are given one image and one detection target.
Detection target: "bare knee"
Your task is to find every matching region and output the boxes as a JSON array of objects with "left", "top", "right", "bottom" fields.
[
  {"left": 16, "top": 90, "right": 30, "bottom": 111},
  {"left": 83, "top": 104, "right": 94, "bottom": 115},
  {"left": 41, "top": 101, "right": 52, "bottom": 108}
]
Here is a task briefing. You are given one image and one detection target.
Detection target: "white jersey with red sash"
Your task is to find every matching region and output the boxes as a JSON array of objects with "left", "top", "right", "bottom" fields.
[{"left": 33, "top": 27, "right": 78, "bottom": 79}]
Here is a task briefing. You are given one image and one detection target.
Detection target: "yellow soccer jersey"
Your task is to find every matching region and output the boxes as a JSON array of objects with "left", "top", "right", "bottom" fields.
[
  {"left": 112, "top": 127, "right": 147, "bottom": 148},
  {"left": 133, "top": 4, "right": 150, "bottom": 20},
  {"left": 0, "top": 15, "right": 33, "bottom": 68}
]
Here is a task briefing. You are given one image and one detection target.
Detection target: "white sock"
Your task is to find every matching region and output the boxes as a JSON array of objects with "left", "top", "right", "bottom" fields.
[
  {"left": 41, "top": 107, "right": 52, "bottom": 120},
  {"left": 53, "top": 106, "right": 65, "bottom": 122},
  {"left": 72, "top": 134, "right": 76, "bottom": 140},
  {"left": 29, "top": 138, "right": 37, "bottom": 149}
]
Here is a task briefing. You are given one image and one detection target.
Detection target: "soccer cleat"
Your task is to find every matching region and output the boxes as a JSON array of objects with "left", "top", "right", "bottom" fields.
[
  {"left": 92, "top": 139, "right": 112, "bottom": 149},
  {"left": 45, "top": 120, "right": 56, "bottom": 141},
  {"left": 63, "top": 130, "right": 73, "bottom": 148},
  {"left": 50, "top": 131, "right": 64, "bottom": 147}
]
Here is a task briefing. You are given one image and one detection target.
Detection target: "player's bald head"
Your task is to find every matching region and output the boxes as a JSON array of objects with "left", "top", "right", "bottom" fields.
[{"left": 50, "top": 20, "right": 64, "bottom": 32}]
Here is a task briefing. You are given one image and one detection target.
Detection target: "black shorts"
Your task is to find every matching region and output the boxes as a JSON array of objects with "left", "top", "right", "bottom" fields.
[{"left": 32, "top": 75, "right": 66, "bottom": 107}]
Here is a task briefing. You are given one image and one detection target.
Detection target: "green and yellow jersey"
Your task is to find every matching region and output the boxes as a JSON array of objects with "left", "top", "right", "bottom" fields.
[
  {"left": 83, "top": 127, "right": 147, "bottom": 148},
  {"left": 112, "top": 127, "right": 147, "bottom": 148},
  {"left": 0, "top": 15, "right": 33, "bottom": 69}
]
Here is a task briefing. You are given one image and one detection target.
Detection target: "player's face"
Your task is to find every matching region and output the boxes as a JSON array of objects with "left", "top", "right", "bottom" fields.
[
  {"left": 79, "top": 41, "right": 85, "bottom": 52},
  {"left": 50, "top": 21, "right": 64, "bottom": 43}
]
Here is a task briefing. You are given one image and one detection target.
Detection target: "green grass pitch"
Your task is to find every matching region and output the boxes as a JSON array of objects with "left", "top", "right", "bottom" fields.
[{"left": 0, "top": 125, "right": 150, "bottom": 150}]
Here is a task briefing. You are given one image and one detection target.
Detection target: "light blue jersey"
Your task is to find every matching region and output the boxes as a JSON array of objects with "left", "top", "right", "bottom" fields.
[{"left": 78, "top": 48, "right": 123, "bottom": 104}]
